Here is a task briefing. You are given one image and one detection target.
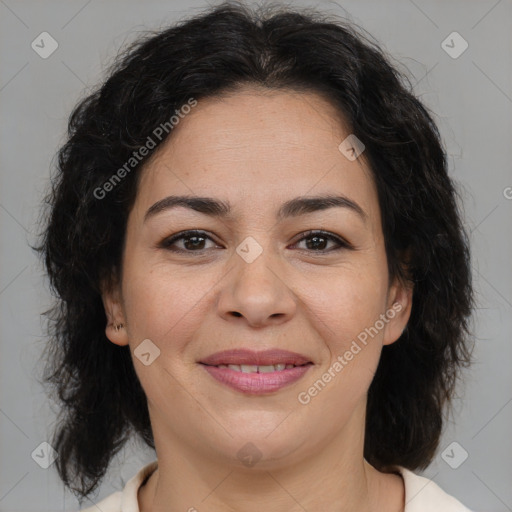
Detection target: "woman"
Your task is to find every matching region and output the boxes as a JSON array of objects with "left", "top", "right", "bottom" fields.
[{"left": 36, "top": 2, "right": 474, "bottom": 511}]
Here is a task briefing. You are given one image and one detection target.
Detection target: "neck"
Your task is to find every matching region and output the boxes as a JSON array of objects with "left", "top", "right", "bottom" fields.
[{"left": 138, "top": 402, "right": 404, "bottom": 512}]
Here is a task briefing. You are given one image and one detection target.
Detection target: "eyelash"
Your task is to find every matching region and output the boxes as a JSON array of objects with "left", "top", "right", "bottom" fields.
[{"left": 159, "top": 229, "right": 352, "bottom": 254}]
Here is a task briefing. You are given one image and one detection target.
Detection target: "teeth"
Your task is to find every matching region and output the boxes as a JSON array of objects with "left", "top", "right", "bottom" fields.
[
  {"left": 257, "top": 365, "right": 276, "bottom": 373},
  {"left": 240, "top": 364, "right": 258, "bottom": 373},
  {"left": 218, "top": 363, "right": 298, "bottom": 372}
]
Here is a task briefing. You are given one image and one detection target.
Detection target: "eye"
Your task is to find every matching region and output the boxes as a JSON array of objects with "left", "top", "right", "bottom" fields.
[
  {"left": 159, "top": 229, "right": 352, "bottom": 254},
  {"left": 291, "top": 230, "right": 351, "bottom": 253},
  {"left": 159, "top": 230, "right": 219, "bottom": 253}
]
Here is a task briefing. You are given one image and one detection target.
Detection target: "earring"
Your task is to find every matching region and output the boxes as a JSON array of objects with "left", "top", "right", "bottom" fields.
[{"left": 110, "top": 322, "right": 124, "bottom": 332}]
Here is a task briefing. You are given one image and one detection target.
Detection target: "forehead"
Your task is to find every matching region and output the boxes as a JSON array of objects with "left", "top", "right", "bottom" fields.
[{"left": 133, "top": 86, "right": 379, "bottom": 227}]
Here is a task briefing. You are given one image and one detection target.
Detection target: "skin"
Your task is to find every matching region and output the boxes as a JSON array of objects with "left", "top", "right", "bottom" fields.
[{"left": 102, "top": 85, "right": 413, "bottom": 512}]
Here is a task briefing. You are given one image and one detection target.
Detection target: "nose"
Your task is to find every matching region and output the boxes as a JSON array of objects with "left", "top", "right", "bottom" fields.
[{"left": 216, "top": 243, "right": 297, "bottom": 328}]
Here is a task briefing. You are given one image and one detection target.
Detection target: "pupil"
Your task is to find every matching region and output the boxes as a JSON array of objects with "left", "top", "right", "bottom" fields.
[
  {"left": 307, "top": 236, "right": 326, "bottom": 250},
  {"left": 185, "top": 236, "right": 204, "bottom": 250}
]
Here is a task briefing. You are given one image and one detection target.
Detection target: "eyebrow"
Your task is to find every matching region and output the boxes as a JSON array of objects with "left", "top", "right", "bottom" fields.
[{"left": 144, "top": 194, "right": 367, "bottom": 224}]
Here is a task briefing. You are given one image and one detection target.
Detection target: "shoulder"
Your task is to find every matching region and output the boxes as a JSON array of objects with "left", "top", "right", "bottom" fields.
[
  {"left": 396, "top": 467, "right": 473, "bottom": 512},
  {"left": 79, "top": 491, "right": 122, "bottom": 512},
  {"left": 79, "top": 460, "right": 158, "bottom": 512}
]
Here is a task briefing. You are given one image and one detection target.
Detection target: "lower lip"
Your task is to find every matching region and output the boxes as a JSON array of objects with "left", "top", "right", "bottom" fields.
[{"left": 200, "top": 364, "right": 313, "bottom": 395}]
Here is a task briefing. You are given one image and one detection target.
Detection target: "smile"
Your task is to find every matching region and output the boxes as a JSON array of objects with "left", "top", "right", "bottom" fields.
[
  {"left": 200, "top": 362, "right": 313, "bottom": 394},
  {"left": 205, "top": 363, "right": 310, "bottom": 372}
]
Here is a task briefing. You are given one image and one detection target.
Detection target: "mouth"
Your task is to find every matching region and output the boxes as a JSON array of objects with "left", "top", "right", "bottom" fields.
[
  {"left": 199, "top": 362, "right": 313, "bottom": 373},
  {"left": 198, "top": 348, "right": 313, "bottom": 394},
  {"left": 198, "top": 348, "right": 313, "bottom": 368},
  {"left": 199, "top": 361, "right": 313, "bottom": 395}
]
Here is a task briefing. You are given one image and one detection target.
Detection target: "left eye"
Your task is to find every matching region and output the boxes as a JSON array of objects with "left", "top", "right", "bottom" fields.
[
  {"left": 159, "top": 230, "right": 350, "bottom": 253},
  {"left": 292, "top": 230, "right": 349, "bottom": 252}
]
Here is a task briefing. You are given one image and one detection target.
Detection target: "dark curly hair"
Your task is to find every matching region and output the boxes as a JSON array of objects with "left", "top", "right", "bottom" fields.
[{"left": 34, "top": 0, "right": 474, "bottom": 502}]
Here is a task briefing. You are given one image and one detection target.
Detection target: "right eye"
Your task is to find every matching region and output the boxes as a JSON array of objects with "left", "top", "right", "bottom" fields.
[{"left": 159, "top": 230, "right": 221, "bottom": 253}]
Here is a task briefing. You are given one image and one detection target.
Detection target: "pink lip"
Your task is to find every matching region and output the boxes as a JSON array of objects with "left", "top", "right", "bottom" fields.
[
  {"left": 199, "top": 348, "right": 312, "bottom": 366},
  {"left": 201, "top": 364, "right": 313, "bottom": 395}
]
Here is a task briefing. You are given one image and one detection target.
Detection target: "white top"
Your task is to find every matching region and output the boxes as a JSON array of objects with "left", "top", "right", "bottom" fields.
[{"left": 80, "top": 460, "right": 472, "bottom": 512}]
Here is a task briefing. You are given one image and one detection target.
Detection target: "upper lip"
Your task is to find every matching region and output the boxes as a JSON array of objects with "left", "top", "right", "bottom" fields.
[{"left": 199, "top": 349, "right": 312, "bottom": 366}]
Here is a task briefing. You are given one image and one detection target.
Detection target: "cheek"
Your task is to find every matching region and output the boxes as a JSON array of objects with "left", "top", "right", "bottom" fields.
[
  {"left": 298, "top": 265, "right": 388, "bottom": 348},
  {"left": 296, "top": 267, "right": 388, "bottom": 406},
  {"left": 296, "top": 272, "right": 387, "bottom": 415},
  {"left": 120, "top": 265, "right": 211, "bottom": 395},
  {"left": 121, "top": 258, "right": 221, "bottom": 353}
]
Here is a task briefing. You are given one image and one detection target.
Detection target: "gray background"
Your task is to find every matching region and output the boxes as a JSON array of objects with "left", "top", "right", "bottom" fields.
[{"left": 1, "top": 0, "right": 511, "bottom": 511}]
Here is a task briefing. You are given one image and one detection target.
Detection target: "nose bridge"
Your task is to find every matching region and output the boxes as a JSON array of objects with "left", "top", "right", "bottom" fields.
[
  {"left": 217, "top": 234, "right": 296, "bottom": 326},
  {"left": 233, "top": 233, "right": 282, "bottom": 296}
]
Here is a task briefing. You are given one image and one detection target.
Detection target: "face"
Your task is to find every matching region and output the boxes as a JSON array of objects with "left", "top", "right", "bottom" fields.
[{"left": 102, "top": 86, "right": 412, "bottom": 469}]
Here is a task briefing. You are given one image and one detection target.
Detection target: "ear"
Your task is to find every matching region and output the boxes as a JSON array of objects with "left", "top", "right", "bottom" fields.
[
  {"left": 383, "top": 268, "right": 414, "bottom": 347},
  {"left": 100, "top": 271, "right": 129, "bottom": 347}
]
